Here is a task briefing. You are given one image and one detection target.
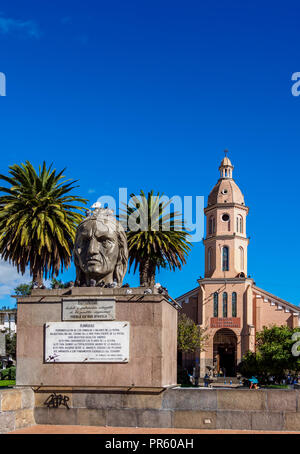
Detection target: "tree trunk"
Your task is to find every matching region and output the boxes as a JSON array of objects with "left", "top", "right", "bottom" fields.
[
  {"left": 32, "top": 269, "right": 43, "bottom": 287},
  {"left": 139, "top": 259, "right": 156, "bottom": 287}
]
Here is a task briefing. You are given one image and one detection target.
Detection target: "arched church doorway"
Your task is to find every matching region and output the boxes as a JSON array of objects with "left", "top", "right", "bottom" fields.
[{"left": 213, "top": 329, "right": 237, "bottom": 377}]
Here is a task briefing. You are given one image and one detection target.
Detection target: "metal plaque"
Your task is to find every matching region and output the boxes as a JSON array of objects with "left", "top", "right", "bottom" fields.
[
  {"left": 45, "top": 321, "right": 129, "bottom": 363},
  {"left": 62, "top": 298, "right": 115, "bottom": 321}
]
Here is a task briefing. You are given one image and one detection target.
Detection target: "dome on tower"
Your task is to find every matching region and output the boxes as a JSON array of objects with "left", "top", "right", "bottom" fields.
[
  {"left": 207, "top": 179, "right": 245, "bottom": 206},
  {"left": 207, "top": 153, "right": 245, "bottom": 206},
  {"left": 219, "top": 156, "right": 233, "bottom": 168}
]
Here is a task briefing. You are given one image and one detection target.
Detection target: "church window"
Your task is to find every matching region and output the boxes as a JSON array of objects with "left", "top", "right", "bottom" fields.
[
  {"left": 232, "top": 292, "right": 237, "bottom": 317},
  {"left": 213, "top": 292, "right": 218, "bottom": 317},
  {"left": 236, "top": 215, "right": 243, "bottom": 233},
  {"left": 239, "top": 246, "right": 244, "bottom": 270},
  {"left": 208, "top": 217, "right": 214, "bottom": 234},
  {"left": 222, "top": 213, "right": 230, "bottom": 222},
  {"left": 223, "top": 292, "right": 228, "bottom": 317},
  {"left": 208, "top": 248, "right": 212, "bottom": 271},
  {"left": 222, "top": 246, "right": 229, "bottom": 271}
]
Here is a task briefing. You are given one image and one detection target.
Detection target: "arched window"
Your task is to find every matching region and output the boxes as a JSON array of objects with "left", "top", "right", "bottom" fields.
[
  {"left": 236, "top": 215, "right": 243, "bottom": 233},
  {"left": 213, "top": 292, "right": 218, "bottom": 317},
  {"left": 223, "top": 292, "right": 228, "bottom": 317},
  {"left": 239, "top": 246, "right": 244, "bottom": 271},
  {"left": 232, "top": 292, "right": 237, "bottom": 317},
  {"left": 208, "top": 248, "right": 212, "bottom": 271},
  {"left": 209, "top": 216, "right": 215, "bottom": 234},
  {"left": 222, "top": 246, "right": 229, "bottom": 271}
]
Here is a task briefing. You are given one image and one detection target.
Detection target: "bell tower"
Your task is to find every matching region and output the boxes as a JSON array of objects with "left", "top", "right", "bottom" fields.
[{"left": 203, "top": 152, "right": 249, "bottom": 278}]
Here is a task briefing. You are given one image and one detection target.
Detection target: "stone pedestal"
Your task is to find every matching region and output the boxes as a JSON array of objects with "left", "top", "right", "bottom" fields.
[{"left": 16, "top": 287, "right": 178, "bottom": 389}]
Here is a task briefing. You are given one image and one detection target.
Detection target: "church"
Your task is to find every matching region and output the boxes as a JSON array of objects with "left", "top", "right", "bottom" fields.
[{"left": 177, "top": 154, "right": 300, "bottom": 377}]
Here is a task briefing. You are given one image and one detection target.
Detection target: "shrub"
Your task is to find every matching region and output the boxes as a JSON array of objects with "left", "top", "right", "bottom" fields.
[
  {"left": 177, "top": 365, "right": 191, "bottom": 385},
  {"left": 0, "top": 366, "right": 16, "bottom": 380}
]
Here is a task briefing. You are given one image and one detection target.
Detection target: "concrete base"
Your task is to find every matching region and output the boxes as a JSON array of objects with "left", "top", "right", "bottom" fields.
[
  {"left": 32, "top": 387, "right": 300, "bottom": 431},
  {"left": 16, "top": 288, "right": 178, "bottom": 388}
]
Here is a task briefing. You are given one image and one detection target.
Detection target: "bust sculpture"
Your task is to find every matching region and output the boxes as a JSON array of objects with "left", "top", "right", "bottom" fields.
[{"left": 73, "top": 206, "right": 128, "bottom": 287}]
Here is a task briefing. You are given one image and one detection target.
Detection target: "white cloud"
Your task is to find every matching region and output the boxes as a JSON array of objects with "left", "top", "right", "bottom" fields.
[
  {"left": 0, "top": 14, "right": 40, "bottom": 38},
  {"left": 0, "top": 259, "right": 31, "bottom": 300}
]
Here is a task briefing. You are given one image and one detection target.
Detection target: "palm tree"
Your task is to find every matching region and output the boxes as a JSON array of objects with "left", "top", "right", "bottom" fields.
[
  {"left": 120, "top": 190, "right": 192, "bottom": 287},
  {"left": 0, "top": 161, "right": 87, "bottom": 286}
]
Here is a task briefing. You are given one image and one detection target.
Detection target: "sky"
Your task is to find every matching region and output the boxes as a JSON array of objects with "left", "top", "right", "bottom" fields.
[{"left": 0, "top": 0, "right": 300, "bottom": 308}]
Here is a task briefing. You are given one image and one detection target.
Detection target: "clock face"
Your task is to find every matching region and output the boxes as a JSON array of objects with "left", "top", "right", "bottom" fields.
[{"left": 222, "top": 213, "right": 230, "bottom": 222}]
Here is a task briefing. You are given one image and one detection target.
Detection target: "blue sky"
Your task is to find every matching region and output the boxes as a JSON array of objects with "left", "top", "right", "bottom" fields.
[{"left": 0, "top": 0, "right": 300, "bottom": 307}]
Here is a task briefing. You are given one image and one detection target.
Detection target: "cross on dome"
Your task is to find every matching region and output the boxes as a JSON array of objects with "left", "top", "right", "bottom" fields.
[{"left": 219, "top": 150, "right": 234, "bottom": 178}]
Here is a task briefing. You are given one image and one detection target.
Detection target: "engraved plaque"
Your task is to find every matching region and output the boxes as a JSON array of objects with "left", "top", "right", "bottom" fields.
[
  {"left": 62, "top": 298, "right": 115, "bottom": 321},
  {"left": 45, "top": 321, "right": 129, "bottom": 363}
]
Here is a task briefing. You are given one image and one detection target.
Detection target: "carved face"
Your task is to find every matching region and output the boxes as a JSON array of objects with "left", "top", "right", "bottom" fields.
[{"left": 74, "top": 218, "right": 120, "bottom": 284}]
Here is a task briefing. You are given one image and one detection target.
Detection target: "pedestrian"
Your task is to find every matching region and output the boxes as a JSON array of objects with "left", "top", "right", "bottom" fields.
[{"left": 249, "top": 376, "right": 259, "bottom": 389}]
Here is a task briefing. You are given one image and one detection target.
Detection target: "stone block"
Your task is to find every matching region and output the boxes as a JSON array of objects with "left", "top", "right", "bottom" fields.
[
  {"left": 17, "top": 297, "right": 177, "bottom": 389},
  {"left": 267, "top": 390, "right": 297, "bottom": 412},
  {"left": 217, "top": 389, "right": 266, "bottom": 411},
  {"left": 34, "top": 407, "right": 77, "bottom": 425},
  {"left": 137, "top": 410, "right": 172, "bottom": 428},
  {"left": 46, "top": 408, "right": 77, "bottom": 425},
  {"left": 34, "top": 391, "right": 73, "bottom": 409},
  {"left": 21, "top": 388, "right": 35, "bottom": 409},
  {"left": 73, "top": 392, "right": 123, "bottom": 409},
  {"left": 1, "top": 390, "right": 22, "bottom": 412},
  {"left": 251, "top": 411, "right": 284, "bottom": 431},
  {"left": 0, "top": 412, "right": 15, "bottom": 434},
  {"left": 123, "top": 393, "right": 163, "bottom": 409},
  {"left": 34, "top": 407, "right": 51, "bottom": 424},
  {"left": 162, "top": 389, "right": 217, "bottom": 411},
  {"left": 77, "top": 408, "right": 106, "bottom": 426},
  {"left": 34, "top": 391, "right": 51, "bottom": 408},
  {"left": 173, "top": 411, "right": 217, "bottom": 429},
  {"left": 284, "top": 412, "right": 300, "bottom": 431},
  {"left": 296, "top": 391, "right": 300, "bottom": 411},
  {"left": 107, "top": 409, "right": 138, "bottom": 427},
  {"left": 15, "top": 409, "right": 35, "bottom": 429},
  {"left": 216, "top": 410, "right": 252, "bottom": 430}
]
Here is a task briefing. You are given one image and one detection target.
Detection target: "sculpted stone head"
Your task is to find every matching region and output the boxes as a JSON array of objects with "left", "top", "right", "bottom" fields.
[{"left": 74, "top": 208, "right": 128, "bottom": 287}]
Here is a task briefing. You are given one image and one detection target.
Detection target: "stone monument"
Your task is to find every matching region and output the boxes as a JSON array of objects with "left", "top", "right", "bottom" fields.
[
  {"left": 73, "top": 206, "right": 128, "bottom": 287},
  {"left": 16, "top": 206, "right": 179, "bottom": 394}
]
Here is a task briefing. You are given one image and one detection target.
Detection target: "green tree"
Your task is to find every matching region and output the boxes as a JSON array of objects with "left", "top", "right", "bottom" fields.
[
  {"left": 238, "top": 325, "right": 300, "bottom": 383},
  {"left": 177, "top": 313, "right": 208, "bottom": 354},
  {"left": 0, "top": 161, "right": 87, "bottom": 286},
  {"left": 5, "top": 333, "right": 16, "bottom": 360},
  {"left": 14, "top": 283, "right": 32, "bottom": 296},
  {"left": 120, "top": 190, "right": 192, "bottom": 286},
  {"left": 50, "top": 278, "right": 68, "bottom": 289}
]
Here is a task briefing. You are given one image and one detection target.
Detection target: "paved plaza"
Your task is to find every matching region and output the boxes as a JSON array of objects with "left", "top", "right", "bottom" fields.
[{"left": 7, "top": 425, "right": 300, "bottom": 434}]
